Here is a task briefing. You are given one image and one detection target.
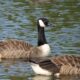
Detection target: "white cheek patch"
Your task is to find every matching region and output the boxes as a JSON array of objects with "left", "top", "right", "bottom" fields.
[{"left": 39, "top": 20, "right": 46, "bottom": 27}]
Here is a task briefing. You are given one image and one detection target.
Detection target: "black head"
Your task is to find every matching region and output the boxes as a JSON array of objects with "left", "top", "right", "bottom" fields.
[{"left": 38, "top": 18, "right": 49, "bottom": 27}]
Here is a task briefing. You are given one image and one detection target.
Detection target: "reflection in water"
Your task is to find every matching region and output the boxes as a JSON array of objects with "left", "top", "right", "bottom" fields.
[
  {"left": 32, "top": 75, "right": 51, "bottom": 80},
  {"left": 32, "top": 75, "right": 80, "bottom": 80},
  {"left": 59, "top": 76, "right": 80, "bottom": 80}
]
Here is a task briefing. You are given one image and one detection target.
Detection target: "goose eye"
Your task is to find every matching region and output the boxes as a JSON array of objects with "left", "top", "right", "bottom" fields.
[
  {"left": 44, "top": 21, "right": 48, "bottom": 26},
  {"left": 43, "top": 19, "right": 48, "bottom": 26}
]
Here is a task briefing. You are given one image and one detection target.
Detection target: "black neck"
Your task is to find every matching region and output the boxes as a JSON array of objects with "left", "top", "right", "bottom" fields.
[{"left": 38, "top": 25, "right": 47, "bottom": 46}]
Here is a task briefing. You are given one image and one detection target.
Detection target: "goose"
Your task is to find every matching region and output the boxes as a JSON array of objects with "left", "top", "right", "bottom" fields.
[
  {"left": 0, "top": 18, "right": 50, "bottom": 59},
  {"left": 29, "top": 55, "right": 80, "bottom": 77}
]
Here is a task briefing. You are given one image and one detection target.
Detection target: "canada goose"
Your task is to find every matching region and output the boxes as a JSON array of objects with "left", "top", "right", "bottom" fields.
[
  {"left": 0, "top": 18, "right": 50, "bottom": 59},
  {"left": 29, "top": 55, "right": 80, "bottom": 77}
]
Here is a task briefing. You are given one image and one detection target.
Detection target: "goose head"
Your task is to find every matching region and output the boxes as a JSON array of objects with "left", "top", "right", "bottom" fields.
[{"left": 38, "top": 18, "right": 49, "bottom": 28}]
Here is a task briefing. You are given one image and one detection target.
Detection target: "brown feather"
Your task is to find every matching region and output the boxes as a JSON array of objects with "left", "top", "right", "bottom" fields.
[
  {"left": 51, "top": 55, "right": 80, "bottom": 67},
  {"left": 50, "top": 55, "right": 80, "bottom": 75}
]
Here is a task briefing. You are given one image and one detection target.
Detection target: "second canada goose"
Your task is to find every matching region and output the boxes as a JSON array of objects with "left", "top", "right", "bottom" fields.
[
  {"left": 29, "top": 55, "right": 80, "bottom": 77},
  {"left": 0, "top": 18, "right": 50, "bottom": 59}
]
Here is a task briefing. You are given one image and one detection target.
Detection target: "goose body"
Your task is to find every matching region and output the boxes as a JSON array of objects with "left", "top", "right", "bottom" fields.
[
  {"left": 29, "top": 55, "right": 80, "bottom": 77},
  {"left": 0, "top": 18, "right": 50, "bottom": 59}
]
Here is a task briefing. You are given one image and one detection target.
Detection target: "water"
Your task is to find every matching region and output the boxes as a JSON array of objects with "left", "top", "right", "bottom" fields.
[{"left": 0, "top": 0, "right": 80, "bottom": 80}]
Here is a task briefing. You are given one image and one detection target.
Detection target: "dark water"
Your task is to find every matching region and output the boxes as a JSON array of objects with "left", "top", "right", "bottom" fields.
[{"left": 0, "top": 0, "right": 80, "bottom": 80}]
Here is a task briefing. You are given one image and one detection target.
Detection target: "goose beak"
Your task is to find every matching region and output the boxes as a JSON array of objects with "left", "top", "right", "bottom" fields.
[{"left": 47, "top": 23, "right": 54, "bottom": 27}]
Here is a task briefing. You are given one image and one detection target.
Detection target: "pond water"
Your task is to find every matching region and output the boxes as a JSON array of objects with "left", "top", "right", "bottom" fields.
[{"left": 0, "top": 0, "right": 80, "bottom": 80}]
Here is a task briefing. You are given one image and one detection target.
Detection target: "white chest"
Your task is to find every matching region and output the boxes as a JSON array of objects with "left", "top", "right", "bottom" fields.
[{"left": 38, "top": 44, "right": 51, "bottom": 57}]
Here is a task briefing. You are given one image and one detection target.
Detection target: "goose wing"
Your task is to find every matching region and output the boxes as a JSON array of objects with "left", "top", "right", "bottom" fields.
[
  {"left": 51, "top": 55, "right": 80, "bottom": 67},
  {"left": 51, "top": 55, "right": 80, "bottom": 75},
  {"left": 0, "top": 39, "right": 33, "bottom": 58},
  {"left": 39, "top": 59, "right": 60, "bottom": 73}
]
